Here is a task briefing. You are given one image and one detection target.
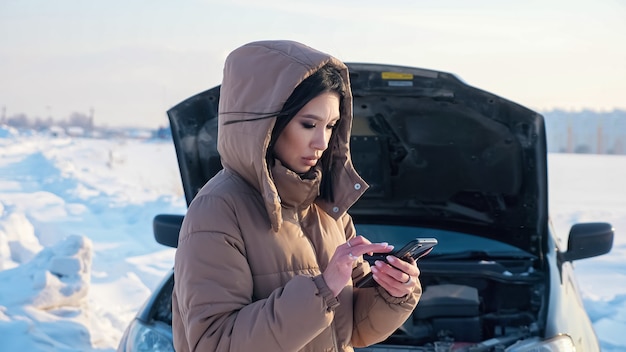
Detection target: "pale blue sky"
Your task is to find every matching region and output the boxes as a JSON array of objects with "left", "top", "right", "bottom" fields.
[{"left": 1, "top": 0, "right": 625, "bottom": 127}]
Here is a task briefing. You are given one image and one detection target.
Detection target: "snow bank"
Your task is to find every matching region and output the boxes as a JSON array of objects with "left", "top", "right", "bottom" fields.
[
  {"left": 0, "top": 234, "right": 94, "bottom": 350},
  {"left": 0, "top": 209, "right": 43, "bottom": 270},
  {"left": 0, "top": 234, "right": 92, "bottom": 308}
]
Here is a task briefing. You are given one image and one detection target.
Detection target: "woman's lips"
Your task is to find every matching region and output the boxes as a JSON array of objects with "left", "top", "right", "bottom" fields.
[{"left": 302, "top": 157, "right": 318, "bottom": 166}]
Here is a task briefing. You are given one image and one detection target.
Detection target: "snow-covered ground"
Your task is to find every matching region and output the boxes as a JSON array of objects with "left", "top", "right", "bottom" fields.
[{"left": 0, "top": 128, "right": 624, "bottom": 351}]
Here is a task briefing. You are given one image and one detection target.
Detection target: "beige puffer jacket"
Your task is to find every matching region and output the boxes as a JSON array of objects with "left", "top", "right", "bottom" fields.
[{"left": 172, "top": 40, "right": 420, "bottom": 352}]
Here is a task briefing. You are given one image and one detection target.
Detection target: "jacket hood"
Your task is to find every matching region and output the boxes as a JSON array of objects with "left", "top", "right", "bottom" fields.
[{"left": 217, "top": 40, "right": 368, "bottom": 231}]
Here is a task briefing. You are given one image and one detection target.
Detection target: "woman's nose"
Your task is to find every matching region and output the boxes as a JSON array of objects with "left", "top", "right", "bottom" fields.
[{"left": 311, "top": 129, "right": 330, "bottom": 151}]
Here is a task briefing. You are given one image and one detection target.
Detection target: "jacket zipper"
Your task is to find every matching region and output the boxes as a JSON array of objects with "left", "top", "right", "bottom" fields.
[
  {"left": 331, "top": 320, "right": 339, "bottom": 351},
  {"left": 297, "top": 209, "right": 340, "bottom": 351},
  {"left": 297, "top": 209, "right": 318, "bottom": 261}
]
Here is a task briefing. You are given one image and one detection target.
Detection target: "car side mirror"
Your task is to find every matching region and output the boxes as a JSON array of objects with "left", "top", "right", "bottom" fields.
[
  {"left": 560, "top": 222, "right": 614, "bottom": 262},
  {"left": 153, "top": 214, "right": 184, "bottom": 248}
]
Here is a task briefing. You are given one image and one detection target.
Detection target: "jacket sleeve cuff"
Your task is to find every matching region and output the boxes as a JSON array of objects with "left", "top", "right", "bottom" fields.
[
  {"left": 375, "top": 284, "right": 421, "bottom": 305},
  {"left": 312, "top": 275, "right": 340, "bottom": 311}
]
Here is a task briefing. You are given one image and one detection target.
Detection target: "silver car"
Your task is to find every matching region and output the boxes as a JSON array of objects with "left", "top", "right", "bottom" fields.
[{"left": 117, "top": 63, "right": 614, "bottom": 352}]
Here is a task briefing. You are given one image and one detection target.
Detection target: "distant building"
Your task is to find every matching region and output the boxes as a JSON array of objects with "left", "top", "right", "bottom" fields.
[
  {"left": 66, "top": 126, "right": 85, "bottom": 137},
  {"left": 543, "top": 109, "right": 626, "bottom": 155},
  {"left": 48, "top": 126, "right": 66, "bottom": 137}
]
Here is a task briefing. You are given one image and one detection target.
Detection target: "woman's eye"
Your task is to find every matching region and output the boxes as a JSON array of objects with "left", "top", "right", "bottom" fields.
[
  {"left": 302, "top": 122, "right": 316, "bottom": 129},
  {"left": 327, "top": 124, "right": 336, "bottom": 130}
]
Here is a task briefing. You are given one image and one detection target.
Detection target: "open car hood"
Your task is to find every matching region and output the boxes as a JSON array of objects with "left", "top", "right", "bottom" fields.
[{"left": 167, "top": 63, "right": 548, "bottom": 255}]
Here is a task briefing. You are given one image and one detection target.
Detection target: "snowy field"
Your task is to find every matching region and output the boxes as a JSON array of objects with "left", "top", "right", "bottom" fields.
[{"left": 0, "top": 128, "right": 625, "bottom": 351}]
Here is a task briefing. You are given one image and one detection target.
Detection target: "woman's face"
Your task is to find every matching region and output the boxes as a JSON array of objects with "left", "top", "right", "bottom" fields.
[{"left": 274, "top": 92, "right": 340, "bottom": 174}]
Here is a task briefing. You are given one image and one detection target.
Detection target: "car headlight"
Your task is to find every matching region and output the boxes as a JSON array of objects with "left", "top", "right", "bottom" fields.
[
  {"left": 506, "top": 335, "right": 575, "bottom": 351},
  {"left": 122, "top": 319, "right": 174, "bottom": 352}
]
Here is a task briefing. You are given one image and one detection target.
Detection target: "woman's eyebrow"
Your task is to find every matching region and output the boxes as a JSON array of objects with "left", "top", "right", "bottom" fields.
[{"left": 300, "top": 114, "right": 341, "bottom": 122}]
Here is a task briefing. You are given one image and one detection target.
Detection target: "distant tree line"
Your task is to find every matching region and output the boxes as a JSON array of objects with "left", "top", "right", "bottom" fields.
[
  {"left": 0, "top": 111, "right": 94, "bottom": 130},
  {"left": 2, "top": 108, "right": 625, "bottom": 153},
  {"left": 0, "top": 109, "right": 168, "bottom": 140}
]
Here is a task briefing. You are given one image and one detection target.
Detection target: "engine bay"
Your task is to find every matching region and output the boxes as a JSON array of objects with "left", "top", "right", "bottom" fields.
[{"left": 360, "top": 260, "right": 546, "bottom": 352}]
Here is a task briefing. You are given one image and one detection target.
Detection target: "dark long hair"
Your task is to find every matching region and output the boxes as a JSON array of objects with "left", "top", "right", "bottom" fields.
[
  {"left": 223, "top": 63, "right": 348, "bottom": 202},
  {"left": 267, "top": 64, "right": 347, "bottom": 202}
]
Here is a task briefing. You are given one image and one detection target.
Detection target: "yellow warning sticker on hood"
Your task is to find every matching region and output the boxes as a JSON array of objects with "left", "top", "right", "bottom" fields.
[{"left": 382, "top": 72, "right": 413, "bottom": 80}]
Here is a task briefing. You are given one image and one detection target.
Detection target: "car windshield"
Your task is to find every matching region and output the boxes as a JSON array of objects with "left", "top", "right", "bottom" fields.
[{"left": 354, "top": 224, "right": 534, "bottom": 259}]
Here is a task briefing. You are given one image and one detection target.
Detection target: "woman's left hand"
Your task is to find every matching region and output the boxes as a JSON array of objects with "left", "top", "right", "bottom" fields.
[{"left": 370, "top": 255, "right": 420, "bottom": 298}]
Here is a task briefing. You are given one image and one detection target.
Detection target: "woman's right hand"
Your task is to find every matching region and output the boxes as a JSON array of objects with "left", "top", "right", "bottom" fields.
[{"left": 322, "top": 236, "right": 394, "bottom": 297}]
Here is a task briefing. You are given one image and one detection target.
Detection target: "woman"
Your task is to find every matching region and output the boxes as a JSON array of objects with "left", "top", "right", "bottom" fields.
[{"left": 172, "top": 40, "right": 422, "bottom": 352}]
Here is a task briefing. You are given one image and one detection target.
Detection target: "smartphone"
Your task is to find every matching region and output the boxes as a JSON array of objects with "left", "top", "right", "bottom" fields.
[{"left": 355, "top": 238, "right": 438, "bottom": 288}]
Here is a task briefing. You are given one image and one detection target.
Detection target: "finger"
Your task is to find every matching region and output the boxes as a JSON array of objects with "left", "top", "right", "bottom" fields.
[
  {"left": 347, "top": 252, "right": 359, "bottom": 261},
  {"left": 348, "top": 236, "right": 391, "bottom": 256},
  {"left": 374, "top": 257, "right": 420, "bottom": 284},
  {"left": 373, "top": 259, "right": 408, "bottom": 283},
  {"left": 371, "top": 267, "right": 414, "bottom": 297},
  {"left": 347, "top": 235, "right": 372, "bottom": 247},
  {"left": 350, "top": 243, "right": 394, "bottom": 257},
  {"left": 385, "top": 255, "right": 418, "bottom": 275}
]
